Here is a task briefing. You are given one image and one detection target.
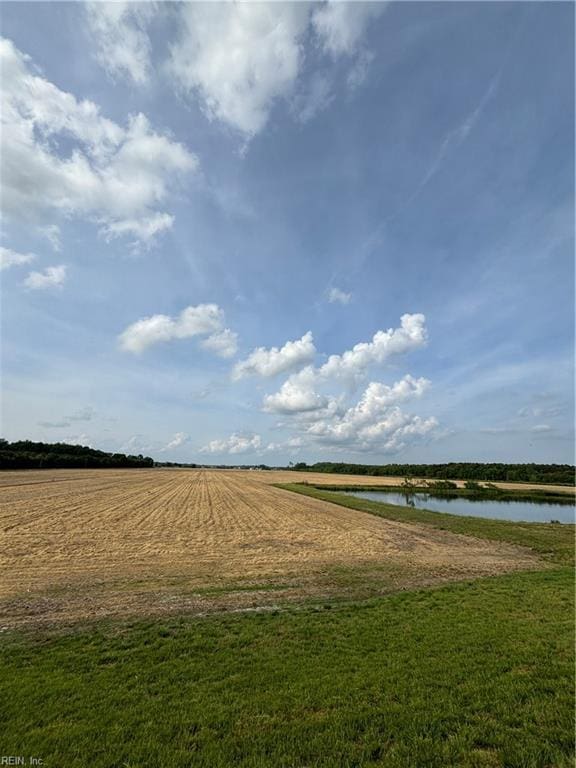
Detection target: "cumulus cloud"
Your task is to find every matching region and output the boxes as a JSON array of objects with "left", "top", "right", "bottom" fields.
[
  {"left": 166, "top": 3, "right": 383, "bottom": 137},
  {"left": 168, "top": 3, "right": 309, "bottom": 137},
  {"left": 200, "top": 315, "right": 435, "bottom": 458},
  {"left": 0, "top": 246, "right": 35, "bottom": 270},
  {"left": 261, "top": 377, "right": 436, "bottom": 456},
  {"left": 258, "top": 316, "right": 435, "bottom": 454},
  {"left": 233, "top": 332, "right": 316, "bottom": 380},
  {"left": 63, "top": 433, "right": 92, "bottom": 448},
  {"left": 263, "top": 367, "right": 332, "bottom": 414},
  {"left": 200, "top": 328, "right": 239, "bottom": 359},
  {"left": 298, "top": 376, "right": 434, "bottom": 453},
  {"left": 262, "top": 313, "right": 428, "bottom": 416},
  {"left": 312, "top": 2, "right": 387, "bottom": 57},
  {"left": 23, "top": 264, "right": 66, "bottom": 290},
  {"left": 83, "top": 4, "right": 385, "bottom": 138},
  {"left": 328, "top": 286, "right": 352, "bottom": 305},
  {"left": 1, "top": 38, "right": 197, "bottom": 246},
  {"left": 200, "top": 433, "right": 262, "bottom": 455},
  {"left": 119, "top": 303, "right": 237, "bottom": 356},
  {"left": 86, "top": 2, "right": 155, "bottom": 85},
  {"left": 163, "top": 432, "right": 189, "bottom": 451},
  {"left": 319, "top": 314, "right": 427, "bottom": 381}
]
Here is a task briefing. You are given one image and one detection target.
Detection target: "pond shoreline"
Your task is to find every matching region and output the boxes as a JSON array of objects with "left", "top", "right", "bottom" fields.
[
  {"left": 337, "top": 488, "right": 575, "bottom": 524},
  {"left": 301, "top": 483, "right": 575, "bottom": 505}
]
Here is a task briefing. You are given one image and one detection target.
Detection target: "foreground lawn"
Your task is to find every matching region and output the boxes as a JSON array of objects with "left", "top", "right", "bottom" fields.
[
  {"left": 1, "top": 568, "right": 573, "bottom": 768},
  {"left": 277, "top": 483, "right": 575, "bottom": 566}
]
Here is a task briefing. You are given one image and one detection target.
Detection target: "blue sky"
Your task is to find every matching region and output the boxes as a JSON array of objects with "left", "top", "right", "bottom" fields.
[{"left": 1, "top": 1, "right": 574, "bottom": 464}]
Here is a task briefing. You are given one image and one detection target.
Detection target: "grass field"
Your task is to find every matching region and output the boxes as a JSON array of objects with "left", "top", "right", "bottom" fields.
[
  {"left": 1, "top": 468, "right": 574, "bottom": 766},
  {"left": 1, "top": 569, "right": 573, "bottom": 767}
]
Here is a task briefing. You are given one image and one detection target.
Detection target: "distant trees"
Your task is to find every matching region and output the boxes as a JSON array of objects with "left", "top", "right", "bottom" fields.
[
  {"left": 0, "top": 440, "right": 154, "bottom": 470},
  {"left": 289, "top": 461, "right": 575, "bottom": 486}
]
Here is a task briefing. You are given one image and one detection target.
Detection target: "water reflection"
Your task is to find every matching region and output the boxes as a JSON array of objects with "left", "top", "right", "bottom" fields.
[{"left": 342, "top": 490, "right": 575, "bottom": 524}]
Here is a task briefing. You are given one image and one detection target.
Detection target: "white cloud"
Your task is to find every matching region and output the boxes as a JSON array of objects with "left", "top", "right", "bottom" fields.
[
  {"left": 263, "top": 375, "right": 436, "bottom": 455},
  {"left": 39, "top": 224, "right": 61, "bottom": 252},
  {"left": 200, "top": 433, "right": 262, "bottom": 455},
  {"left": 163, "top": 432, "right": 189, "bottom": 451},
  {"left": 168, "top": 3, "right": 310, "bottom": 136},
  {"left": 264, "top": 436, "right": 305, "bottom": 453},
  {"left": 63, "top": 433, "right": 92, "bottom": 448},
  {"left": 119, "top": 303, "right": 236, "bottom": 355},
  {"left": 1, "top": 38, "right": 197, "bottom": 246},
  {"left": 233, "top": 331, "right": 316, "bottom": 380},
  {"left": 257, "top": 316, "right": 435, "bottom": 454},
  {"left": 84, "top": 4, "right": 384, "bottom": 138},
  {"left": 530, "top": 424, "right": 552, "bottom": 433},
  {"left": 122, "top": 434, "right": 153, "bottom": 453},
  {"left": 0, "top": 246, "right": 35, "bottom": 270},
  {"left": 319, "top": 313, "right": 427, "bottom": 381},
  {"left": 312, "top": 2, "right": 387, "bottom": 57},
  {"left": 262, "top": 314, "right": 428, "bottom": 415},
  {"left": 102, "top": 213, "right": 174, "bottom": 246},
  {"left": 86, "top": 2, "right": 155, "bottom": 85},
  {"left": 263, "top": 367, "right": 332, "bottom": 414},
  {"left": 23, "top": 264, "right": 66, "bottom": 290},
  {"left": 201, "top": 328, "right": 239, "bottom": 359},
  {"left": 301, "top": 376, "right": 435, "bottom": 453},
  {"left": 328, "top": 286, "right": 352, "bottom": 305}
]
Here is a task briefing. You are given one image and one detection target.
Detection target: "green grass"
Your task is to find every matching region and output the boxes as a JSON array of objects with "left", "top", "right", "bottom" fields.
[
  {"left": 276, "top": 483, "right": 575, "bottom": 566},
  {"left": 2, "top": 485, "right": 573, "bottom": 766},
  {"left": 1, "top": 569, "right": 573, "bottom": 767}
]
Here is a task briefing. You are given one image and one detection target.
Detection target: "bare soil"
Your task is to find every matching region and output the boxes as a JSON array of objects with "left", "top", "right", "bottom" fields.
[{"left": 0, "top": 469, "right": 546, "bottom": 628}]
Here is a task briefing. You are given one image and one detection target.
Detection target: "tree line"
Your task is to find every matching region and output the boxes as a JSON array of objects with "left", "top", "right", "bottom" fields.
[
  {"left": 290, "top": 462, "right": 575, "bottom": 486},
  {"left": 0, "top": 440, "right": 154, "bottom": 469}
]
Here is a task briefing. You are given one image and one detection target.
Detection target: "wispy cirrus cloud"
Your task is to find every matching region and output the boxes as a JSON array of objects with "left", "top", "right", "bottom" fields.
[
  {"left": 328, "top": 287, "right": 352, "bottom": 305},
  {"left": 86, "top": 2, "right": 155, "bottom": 85}
]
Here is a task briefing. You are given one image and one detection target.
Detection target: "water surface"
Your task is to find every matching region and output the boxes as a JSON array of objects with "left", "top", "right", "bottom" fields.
[{"left": 341, "top": 490, "right": 575, "bottom": 524}]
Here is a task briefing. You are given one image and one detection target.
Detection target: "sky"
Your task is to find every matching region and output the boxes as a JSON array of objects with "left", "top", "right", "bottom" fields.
[{"left": 1, "top": 1, "right": 574, "bottom": 465}]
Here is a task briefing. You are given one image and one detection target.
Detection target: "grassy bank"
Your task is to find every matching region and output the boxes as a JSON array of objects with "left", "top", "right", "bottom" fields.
[
  {"left": 1, "top": 568, "right": 573, "bottom": 768},
  {"left": 277, "top": 483, "right": 575, "bottom": 566}
]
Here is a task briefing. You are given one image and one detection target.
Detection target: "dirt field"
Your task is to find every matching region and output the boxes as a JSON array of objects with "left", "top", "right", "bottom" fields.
[{"left": 0, "top": 469, "right": 546, "bottom": 628}]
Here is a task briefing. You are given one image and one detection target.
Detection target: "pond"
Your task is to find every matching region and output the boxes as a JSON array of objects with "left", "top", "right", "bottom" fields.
[{"left": 341, "top": 490, "right": 575, "bottom": 524}]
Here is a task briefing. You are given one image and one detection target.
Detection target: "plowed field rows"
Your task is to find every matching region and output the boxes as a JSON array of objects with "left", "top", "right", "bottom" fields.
[{"left": 0, "top": 469, "right": 542, "bottom": 626}]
